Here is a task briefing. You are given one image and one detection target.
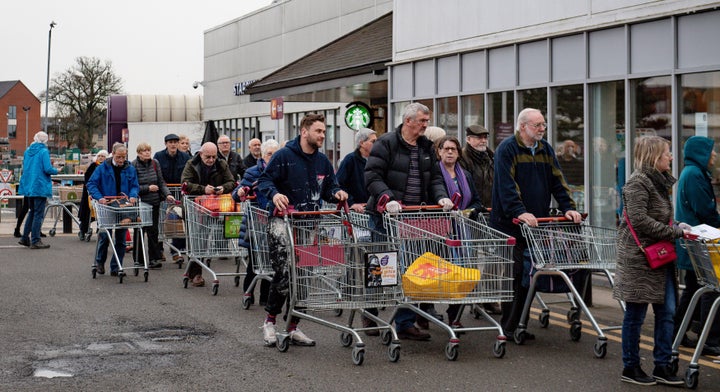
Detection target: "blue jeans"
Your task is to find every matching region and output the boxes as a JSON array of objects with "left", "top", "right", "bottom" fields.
[
  {"left": 369, "top": 213, "right": 415, "bottom": 331},
  {"left": 95, "top": 229, "right": 127, "bottom": 272},
  {"left": 621, "top": 268, "right": 676, "bottom": 369},
  {"left": 22, "top": 197, "right": 47, "bottom": 245}
]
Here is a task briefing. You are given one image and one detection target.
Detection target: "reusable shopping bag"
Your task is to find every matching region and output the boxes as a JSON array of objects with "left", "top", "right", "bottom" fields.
[{"left": 402, "top": 251, "right": 481, "bottom": 300}]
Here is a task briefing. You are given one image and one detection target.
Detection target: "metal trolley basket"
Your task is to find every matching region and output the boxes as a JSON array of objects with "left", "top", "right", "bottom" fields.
[
  {"left": 158, "top": 184, "right": 187, "bottom": 268},
  {"left": 514, "top": 217, "right": 620, "bottom": 358},
  {"left": 241, "top": 204, "right": 273, "bottom": 309},
  {"left": 384, "top": 208, "right": 515, "bottom": 361},
  {"left": 182, "top": 195, "right": 247, "bottom": 295},
  {"left": 671, "top": 236, "right": 720, "bottom": 389},
  {"left": 92, "top": 198, "right": 153, "bottom": 283},
  {"left": 274, "top": 207, "right": 402, "bottom": 366}
]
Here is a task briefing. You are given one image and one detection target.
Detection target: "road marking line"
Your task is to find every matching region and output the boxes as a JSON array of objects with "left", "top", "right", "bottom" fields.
[{"left": 528, "top": 307, "right": 720, "bottom": 369}]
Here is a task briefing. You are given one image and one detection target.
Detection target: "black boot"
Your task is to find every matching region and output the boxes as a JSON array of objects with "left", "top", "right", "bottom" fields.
[{"left": 14, "top": 228, "right": 21, "bottom": 238}]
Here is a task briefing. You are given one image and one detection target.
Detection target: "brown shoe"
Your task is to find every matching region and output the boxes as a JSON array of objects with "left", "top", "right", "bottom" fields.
[
  {"left": 484, "top": 302, "right": 503, "bottom": 315},
  {"left": 191, "top": 275, "right": 205, "bottom": 287},
  {"left": 397, "top": 326, "right": 430, "bottom": 341},
  {"left": 416, "top": 316, "right": 430, "bottom": 330},
  {"left": 362, "top": 316, "right": 380, "bottom": 336}
]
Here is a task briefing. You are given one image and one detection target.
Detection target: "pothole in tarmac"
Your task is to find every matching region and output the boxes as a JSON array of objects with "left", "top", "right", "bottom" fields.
[{"left": 31, "top": 326, "right": 213, "bottom": 378}]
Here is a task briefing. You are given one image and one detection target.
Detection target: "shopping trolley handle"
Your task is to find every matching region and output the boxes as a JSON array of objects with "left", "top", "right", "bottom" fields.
[
  {"left": 236, "top": 186, "right": 252, "bottom": 202},
  {"left": 684, "top": 232, "right": 699, "bottom": 240},
  {"left": 512, "top": 214, "right": 588, "bottom": 225}
]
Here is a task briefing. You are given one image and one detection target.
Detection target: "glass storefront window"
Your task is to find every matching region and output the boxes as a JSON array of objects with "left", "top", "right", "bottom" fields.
[
  {"left": 590, "top": 81, "right": 625, "bottom": 228},
  {"left": 518, "top": 88, "right": 547, "bottom": 118},
  {"left": 680, "top": 71, "right": 720, "bottom": 198},
  {"left": 461, "top": 94, "right": 484, "bottom": 142},
  {"left": 437, "top": 96, "right": 458, "bottom": 138},
  {"left": 553, "top": 84, "right": 585, "bottom": 210},
  {"left": 487, "top": 91, "right": 514, "bottom": 145},
  {"left": 632, "top": 76, "right": 672, "bottom": 143},
  {"left": 392, "top": 101, "right": 410, "bottom": 130}
]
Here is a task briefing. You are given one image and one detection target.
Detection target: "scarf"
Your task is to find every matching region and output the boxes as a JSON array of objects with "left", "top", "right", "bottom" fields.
[{"left": 439, "top": 162, "right": 473, "bottom": 209}]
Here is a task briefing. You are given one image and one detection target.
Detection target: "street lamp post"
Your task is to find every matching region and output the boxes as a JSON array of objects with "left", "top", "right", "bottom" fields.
[
  {"left": 22, "top": 106, "right": 31, "bottom": 149},
  {"left": 44, "top": 21, "right": 56, "bottom": 133}
]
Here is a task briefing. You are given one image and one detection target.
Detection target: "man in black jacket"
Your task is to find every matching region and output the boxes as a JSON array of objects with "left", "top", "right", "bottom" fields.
[
  {"left": 365, "top": 102, "right": 453, "bottom": 341},
  {"left": 242, "top": 138, "right": 262, "bottom": 169},
  {"left": 217, "top": 135, "right": 245, "bottom": 180}
]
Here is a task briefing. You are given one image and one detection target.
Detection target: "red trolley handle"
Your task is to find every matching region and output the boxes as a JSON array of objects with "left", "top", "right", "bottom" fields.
[
  {"left": 512, "top": 213, "right": 588, "bottom": 225},
  {"left": 376, "top": 192, "right": 461, "bottom": 213}
]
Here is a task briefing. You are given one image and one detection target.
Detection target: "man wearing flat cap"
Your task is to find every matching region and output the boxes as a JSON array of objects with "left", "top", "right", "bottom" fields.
[
  {"left": 461, "top": 125, "right": 494, "bottom": 208},
  {"left": 154, "top": 133, "right": 191, "bottom": 263}
]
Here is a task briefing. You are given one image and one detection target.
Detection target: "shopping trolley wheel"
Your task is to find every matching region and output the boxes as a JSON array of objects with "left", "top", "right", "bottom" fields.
[
  {"left": 234, "top": 276, "right": 241, "bottom": 287},
  {"left": 212, "top": 284, "right": 219, "bottom": 296},
  {"left": 49, "top": 229, "right": 56, "bottom": 237},
  {"left": 277, "top": 335, "right": 290, "bottom": 352},
  {"left": 242, "top": 295, "right": 253, "bottom": 310},
  {"left": 567, "top": 308, "right": 580, "bottom": 323},
  {"left": 92, "top": 267, "right": 97, "bottom": 279},
  {"left": 593, "top": 340, "right": 607, "bottom": 358},
  {"left": 493, "top": 340, "right": 506, "bottom": 359},
  {"left": 514, "top": 330, "right": 527, "bottom": 345},
  {"left": 685, "top": 367, "right": 699, "bottom": 389},
  {"left": 85, "top": 232, "right": 92, "bottom": 242},
  {"left": 380, "top": 330, "right": 392, "bottom": 346},
  {"left": 569, "top": 322, "right": 582, "bottom": 341},
  {"left": 340, "top": 332, "right": 353, "bottom": 347},
  {"left": 118, "top": 273, "right": 124, "bottom": 284},
  {"left": 334, "top": 309, "right": 343, "bottom": 317},
  {"left": 144, "top": 271, "right": 149, "bottom": 282},
  {"left": 134, "top": 267, "right": 139, "bottom": 276},
  {"left": 352, "top": 347, "right": 365, "bottom": 366},
  {"left": 445, "top": 342, "right": 459, "bottom": 361},
  {"left": 539, "top": 311, "right": 550, "bottom": 328},
  {"left": 388, "top": 344, "right": 400, "bottom": 362},
  {"left": 183, "top": 277, "right": 189, "bottom": 288}
]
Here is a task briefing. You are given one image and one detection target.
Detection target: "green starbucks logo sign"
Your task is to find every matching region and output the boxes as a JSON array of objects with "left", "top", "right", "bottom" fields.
[{"left": 345, "top": 101, "right": 372, "bottom": 131}]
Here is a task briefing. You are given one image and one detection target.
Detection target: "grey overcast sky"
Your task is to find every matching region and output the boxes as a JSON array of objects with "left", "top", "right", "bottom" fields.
[{"left": 2, "top": 0, "right": 271, "bottom": 101}]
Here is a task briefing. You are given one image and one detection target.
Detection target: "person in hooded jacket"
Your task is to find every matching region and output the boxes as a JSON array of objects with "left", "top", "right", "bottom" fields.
[
  {"left": 674, "top": 135, "right": 720, "bottom": 356},
  {"left": 86, "top": 143, "right": 140, "bottom": 276},
  {"left": 18, "top": 131, "right": 58, "bottom": 249},
  {"left": 77, "top": 149, "right": 108, "bottom": 241},
  {"left": 256, "top": 113, "right": 348, "bottom": 347}
]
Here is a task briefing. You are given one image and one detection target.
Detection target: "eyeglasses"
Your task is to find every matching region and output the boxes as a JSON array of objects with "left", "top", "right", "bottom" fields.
[
  {"left": 526, "top": 122, "right": 547, "bottom": 129},
  {"left": 442, "top": 146, "right": 458, "bottom": 152},
  {"left": 218, "top": 141, "right": 230, "bottom": 144},
  {"left": 415, "top": 118, "right": 430, "bottom": 124}
]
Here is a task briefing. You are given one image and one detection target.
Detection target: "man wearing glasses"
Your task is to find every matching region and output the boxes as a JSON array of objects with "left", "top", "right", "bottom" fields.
[
  {"left": 490, "top": 108, "right": 582, "bottom": 340},
  {"left": 217, "top": 135, "right": 246, "bottom": 181},
  {"left": 181, "top": 142, "right": 236, "bottom": 287}
]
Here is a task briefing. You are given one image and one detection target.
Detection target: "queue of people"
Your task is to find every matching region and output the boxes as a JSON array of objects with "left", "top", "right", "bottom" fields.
[{"left": 15, "top": 107, "right": 720, "bottom": 387}]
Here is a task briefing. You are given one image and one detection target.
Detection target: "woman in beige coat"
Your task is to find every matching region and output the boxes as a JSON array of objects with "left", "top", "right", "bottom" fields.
[{"left": 614, "top": 136, "right": 690, "bottom": 386}]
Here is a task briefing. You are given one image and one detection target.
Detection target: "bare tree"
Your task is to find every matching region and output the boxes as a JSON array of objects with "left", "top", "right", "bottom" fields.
[{"left": 48, "top": 56, "right": 123, "bottom": 150}]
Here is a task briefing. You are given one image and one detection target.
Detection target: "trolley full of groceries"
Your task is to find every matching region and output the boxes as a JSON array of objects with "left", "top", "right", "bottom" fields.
[
  {"left": 272, "top": 203, "right": 402, "bottom": 366},
  {"left": 382, "top": 201, "right": 515, "bottom": 361},
  {"left": 182, "top": 193, "right": 247, "bottom": 296},
  {"left": 672, "top": 234, "right": 718, "bottom": 389},
  {"left": 513, "top": 216, "right": 620, "bottom": 358},
  {"left": 92, "top": 196, "right": 152, "bottom": 283}
]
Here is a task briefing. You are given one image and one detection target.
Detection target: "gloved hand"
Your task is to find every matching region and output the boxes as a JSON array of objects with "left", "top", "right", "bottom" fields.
[
  {"left": 678, "top": 222, "right": 692, "bottom": 231},
  {"left": 438, "top": 198, "right": 454, "bottom": 211},
  {"left": 385, "top": 200, "right": 402, "bottom": 214}
]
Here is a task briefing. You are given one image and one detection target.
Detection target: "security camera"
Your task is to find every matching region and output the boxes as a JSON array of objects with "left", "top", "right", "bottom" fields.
[{"left": 192, "top": 81, "right": 199, "bottom": 89}]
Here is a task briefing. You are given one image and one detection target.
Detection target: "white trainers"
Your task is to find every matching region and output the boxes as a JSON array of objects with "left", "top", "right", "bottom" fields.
[
  {"left": 289, "top": 328, "right": 316, "bottom": 346},
  {"left": 262, "top": 321, "right": 277, "bottom": 346}
]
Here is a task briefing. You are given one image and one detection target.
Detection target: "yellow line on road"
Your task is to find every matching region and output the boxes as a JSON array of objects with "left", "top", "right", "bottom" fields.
[{"left": 528, "top": 307, "right": 720, "bottom": 370}]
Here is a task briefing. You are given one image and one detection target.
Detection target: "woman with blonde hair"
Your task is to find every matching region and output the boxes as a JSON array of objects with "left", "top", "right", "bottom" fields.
[{"left": 614, "top": 136, "right": 691, "bottom": 386}]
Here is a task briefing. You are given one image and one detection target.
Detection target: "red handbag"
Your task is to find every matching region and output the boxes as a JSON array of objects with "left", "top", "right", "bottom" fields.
[{"left": 624, "top": 211, "right": 677, "bottom": 269}]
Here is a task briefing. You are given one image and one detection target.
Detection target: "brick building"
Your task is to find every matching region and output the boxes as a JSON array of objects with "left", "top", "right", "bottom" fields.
[{"left": 0, "top": 80, "right": 41, "bottom": 160}]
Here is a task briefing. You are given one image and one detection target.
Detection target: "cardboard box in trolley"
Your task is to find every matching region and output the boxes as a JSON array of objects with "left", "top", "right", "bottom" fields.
[{"left": 59, "top": 186, "right": 84, "bottom": 202}]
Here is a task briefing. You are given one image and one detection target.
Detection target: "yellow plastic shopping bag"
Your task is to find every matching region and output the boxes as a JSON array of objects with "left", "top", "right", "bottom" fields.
[
  {"left": 402, "top": 252, "right": 481, "bottom": 300},
  {"left": 706, "top": 243, "right": 720, "bottom": 283}
]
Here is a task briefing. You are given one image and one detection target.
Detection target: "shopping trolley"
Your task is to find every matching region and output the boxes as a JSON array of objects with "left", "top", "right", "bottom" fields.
[
  {"left": 182, "top": 195, "right": 247, "bottom": 295},
  {"left": 513, "top": 217, "right": 619, "bottom": 358},
  {"left": 383, "top": 205, "right": 515, "bottom": 360},
  {"left": 242, "top": 204, "right": 274, "bottom": 309},
  {"left": 273, "top": 205, "right": 402, "bottom": 365},
  {"left": 159, "top": 184, "right": 187, "bottom": 268},
  {"left": 671, "top": 235, "right": 718, "bottom": 389},
  {"left": 45, "top": 183, "right": 83, "bottom": 237},
  {"left": 92, "top": 197, "right": 152, "bottom": 283}
]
